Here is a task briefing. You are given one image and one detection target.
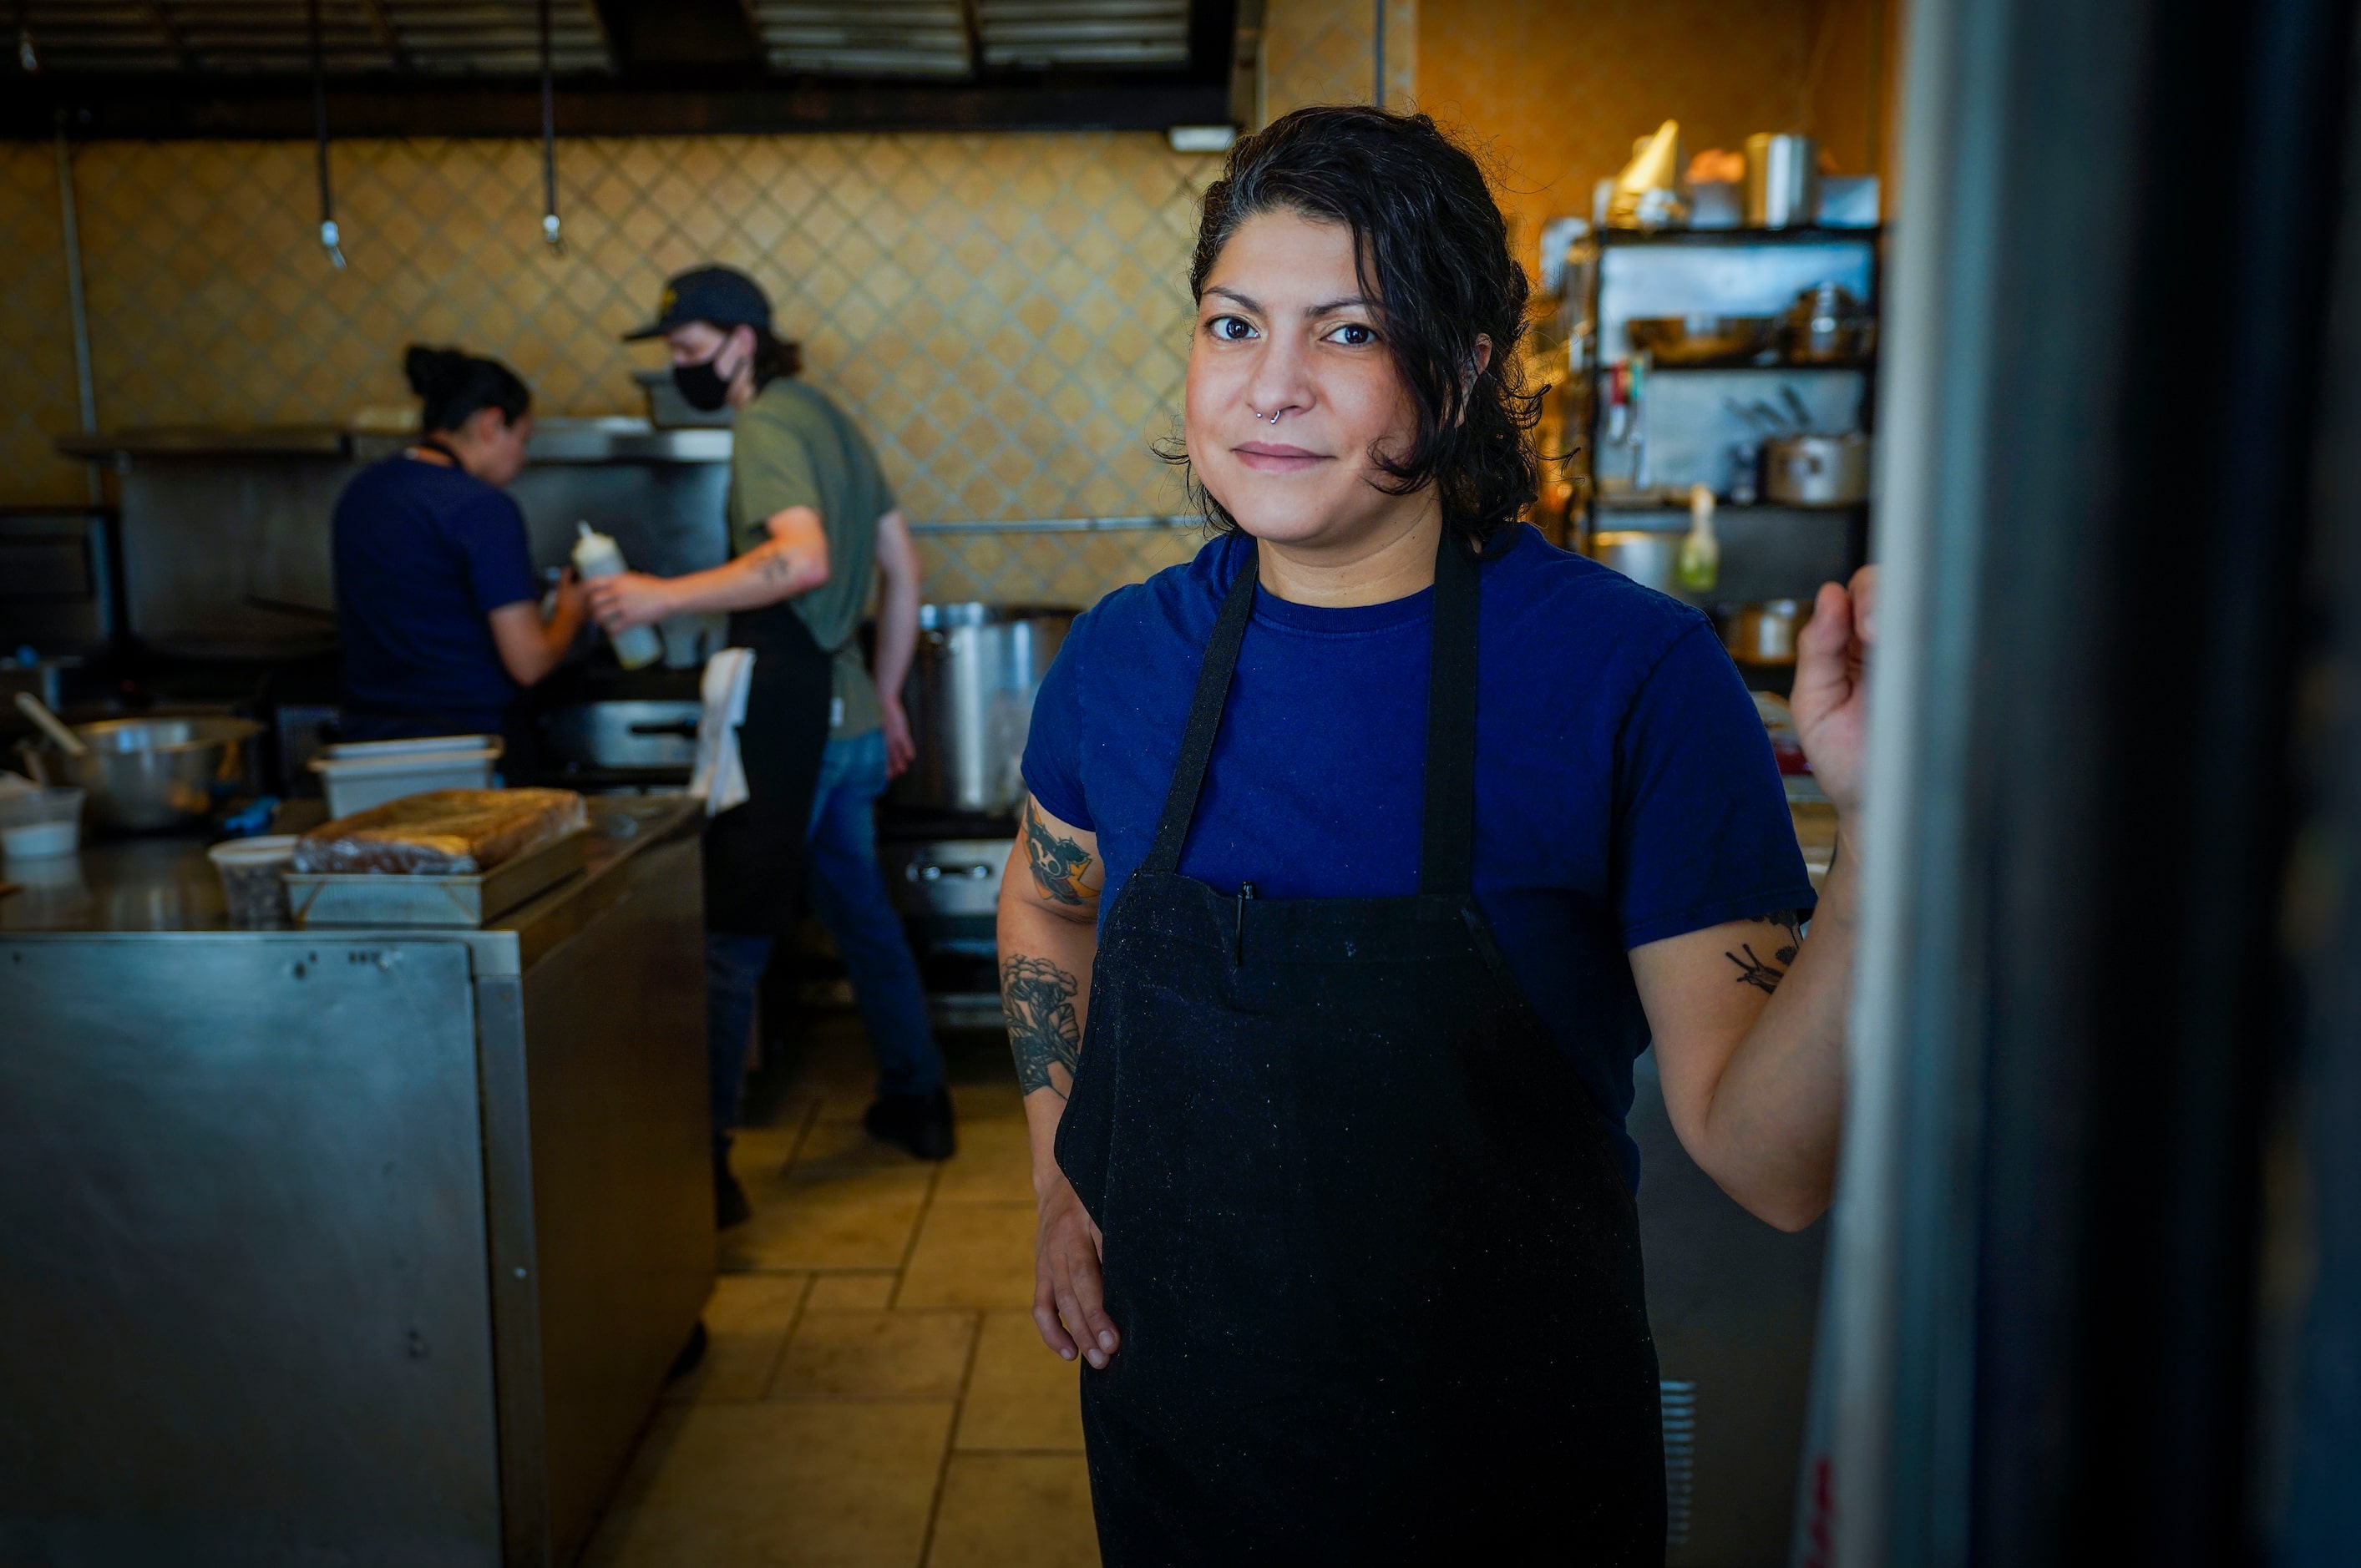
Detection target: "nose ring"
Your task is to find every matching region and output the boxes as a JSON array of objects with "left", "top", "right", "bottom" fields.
[{"left": 1251, "top": 407, "right": 1280, "bottom": 424}]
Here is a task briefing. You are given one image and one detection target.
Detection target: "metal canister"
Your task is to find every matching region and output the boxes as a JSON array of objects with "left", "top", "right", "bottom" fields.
[{"left": 1745, "top": 134, "right": 1821, "bottom": 229}]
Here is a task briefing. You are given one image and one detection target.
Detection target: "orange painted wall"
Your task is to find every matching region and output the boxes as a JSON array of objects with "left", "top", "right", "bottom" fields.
[{"left": 1417, "top": 0, "right": 1898, "bottom": 271}]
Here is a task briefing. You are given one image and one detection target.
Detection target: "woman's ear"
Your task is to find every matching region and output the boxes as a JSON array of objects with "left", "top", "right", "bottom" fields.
[
  {"left": 1456, "top": 334, "right": 1495, "bottom": 425},
  {"left": 465, "top": 405, "right": 508, "bottom": 446}
]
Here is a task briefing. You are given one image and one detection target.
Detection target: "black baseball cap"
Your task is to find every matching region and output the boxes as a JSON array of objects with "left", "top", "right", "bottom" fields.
[{"left": 623, "top": 265, "right": 773, "bottom": 341}]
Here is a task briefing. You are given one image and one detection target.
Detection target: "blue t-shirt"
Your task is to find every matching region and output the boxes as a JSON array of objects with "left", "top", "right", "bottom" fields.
[
  {"left": 332, "top": 454, "right": 540, "bottom": 732},
  {"left": 1021, "top": 525, "right": 1815, "bottom": 1186}
]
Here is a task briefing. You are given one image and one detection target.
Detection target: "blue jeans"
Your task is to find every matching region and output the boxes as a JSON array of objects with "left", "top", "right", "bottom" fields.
[{"left": 706, "top": 729, "right": 945, "bottom": 1151}]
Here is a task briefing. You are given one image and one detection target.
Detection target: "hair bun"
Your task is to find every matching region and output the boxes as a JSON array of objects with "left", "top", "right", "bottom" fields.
[
  {"left": 403, "top": 345, "right": 467, "bottom": 397},
  {"left": 403, "top": 344, "right": 533, "bottom": 437}
]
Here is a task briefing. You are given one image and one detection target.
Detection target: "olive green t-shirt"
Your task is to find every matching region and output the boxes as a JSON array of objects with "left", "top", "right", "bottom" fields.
[{"left": 727, "top": 378, "right": 893, "bottom": 738}]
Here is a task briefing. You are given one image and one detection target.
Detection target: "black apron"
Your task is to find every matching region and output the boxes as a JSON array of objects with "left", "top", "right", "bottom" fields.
[
  {"left": 1054, "top": 533, "right": 1665, "bottom": 1565},
  {"left": 702, "top": 602, "right": 833, "bottom": 937}
]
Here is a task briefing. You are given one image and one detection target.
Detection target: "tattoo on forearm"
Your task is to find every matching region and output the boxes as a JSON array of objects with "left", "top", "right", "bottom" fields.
[
  {"left": 1002, "top": 953, "right": 1082, "bottom": 1098},
  {"left": 1024, "top": 799, "right": 1094, "bottom": 906},
  {"left": 757, "top": 549, "right": 797, "bottom": 583},
  {"left": 1725, "top": 910, "right": 1805, "bottom": 995}
]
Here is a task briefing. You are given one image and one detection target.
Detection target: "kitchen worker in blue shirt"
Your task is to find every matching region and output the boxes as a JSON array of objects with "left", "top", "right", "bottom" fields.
[
  {"left": 590, "top": 266, "right": 951, "bottom": 1229},
  {"left": 332, "top": 346, "right": 586, "bottom": 749},
  {"left": 999, "top": 108, "right": 1876, "bottom": 1563}
]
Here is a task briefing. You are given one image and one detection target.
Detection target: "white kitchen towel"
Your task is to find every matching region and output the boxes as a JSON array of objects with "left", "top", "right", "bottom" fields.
[{"left": 689, "top": 647, "right": 755, "bottom": 816}]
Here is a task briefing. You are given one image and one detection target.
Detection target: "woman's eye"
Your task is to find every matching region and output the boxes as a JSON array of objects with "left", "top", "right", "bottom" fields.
[
  {"left": 1326, "top": 322, "right": 1377, "bottom": 346},
  {"left": 1208, "top": 315, "right": 1258, "bottom": 341}
]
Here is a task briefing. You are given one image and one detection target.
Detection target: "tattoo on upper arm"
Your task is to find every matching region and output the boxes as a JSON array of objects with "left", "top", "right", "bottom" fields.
[
  {"left": 1024, "top": 798, "right": 1094, "bottom": 906},
  {"left": 1002, "top": 953, "right": 1082, "bottom": 1098},
  {"left": 1725, "top": 910, "right": 1805, "bottom": 995}
]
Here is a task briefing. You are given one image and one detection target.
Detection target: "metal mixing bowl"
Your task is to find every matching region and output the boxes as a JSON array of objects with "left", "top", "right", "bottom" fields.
[{"left": 19, "top": 716, "right": 261, "bottom": 832}]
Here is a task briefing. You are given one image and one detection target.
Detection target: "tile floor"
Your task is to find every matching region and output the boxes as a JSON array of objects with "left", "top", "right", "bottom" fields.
[{"left": 582, "top": 1019, "right": 1100, "bottom": 1568}]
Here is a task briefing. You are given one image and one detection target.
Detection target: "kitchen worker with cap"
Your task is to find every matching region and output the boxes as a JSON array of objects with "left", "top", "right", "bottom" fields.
[{"left": 590, "top": 265, "right": 951, "bottom": 1230}]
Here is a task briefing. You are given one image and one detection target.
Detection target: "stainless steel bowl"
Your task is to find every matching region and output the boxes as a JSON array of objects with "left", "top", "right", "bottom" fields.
[
  {"left": 20, "top": 716, "right": 261, "bottom": 832},
  {"left": 1626, "top": 315, "right": 1777, "bottom": 366}
]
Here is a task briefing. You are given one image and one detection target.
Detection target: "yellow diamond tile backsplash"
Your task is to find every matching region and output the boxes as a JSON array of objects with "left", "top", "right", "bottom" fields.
[
  {"left": 3, "top": 132, "right": 1217, "bottom": 555},
  {"left": 3, "top": 146, "right": 82, "bottom": 505},
  {"left": 1264, "top": 0, "right": 1417, "bottom": 119}
]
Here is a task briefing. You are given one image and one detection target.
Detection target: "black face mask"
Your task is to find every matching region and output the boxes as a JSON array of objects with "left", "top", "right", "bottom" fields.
[{"left": 671, "top": 350, "right": 732, "bottom": 412}]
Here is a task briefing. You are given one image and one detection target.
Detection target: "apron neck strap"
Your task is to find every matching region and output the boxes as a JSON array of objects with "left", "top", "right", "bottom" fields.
[
  {"left": 1139, "top": 529, "right": 1485, "bottom": 902},
  {"left": 1417, "top": 530, "right": 1482, "bottom": 900},
  {"left": 1141, "top": 538, "right": 1260, "bottom": 876}
]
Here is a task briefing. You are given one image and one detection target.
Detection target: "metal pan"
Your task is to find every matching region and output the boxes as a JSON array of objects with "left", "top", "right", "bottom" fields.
[
  {"left": 284, "top": 827, "right": 588, "bottom": 928},
  {"left": 1626, "top": 316, "right": 1777, "bottom": 366}
]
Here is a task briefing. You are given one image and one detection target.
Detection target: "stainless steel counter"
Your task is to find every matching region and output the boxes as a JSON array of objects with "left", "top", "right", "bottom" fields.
[
  {"left": 3, "top": 794, "right": 690, "bottom": 974},
  {"left": 0, "top": 795, "right": 712, "bottom": 1567}
]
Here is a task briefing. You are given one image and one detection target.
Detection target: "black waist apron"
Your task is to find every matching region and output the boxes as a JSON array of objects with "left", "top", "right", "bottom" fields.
[
  {"left": 1054, "top": 534, "right": 1664, "bottom": 1565},
  {"left": 703, "top": 603, "right": 833, "bottom": 937}
]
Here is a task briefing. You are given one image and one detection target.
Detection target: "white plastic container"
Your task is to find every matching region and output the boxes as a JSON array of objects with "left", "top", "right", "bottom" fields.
[
  {"left": 310, "top": 736, "right": 503, "bottom": 818},
  {"left": 0, "top": 785, "right": 85, "bottom": 859},
  {"left": 571, "top": 521, "right": 664, "bottom": 670},
  {"left": 207, "top": 833, "right": 299, "bottom": 928}
]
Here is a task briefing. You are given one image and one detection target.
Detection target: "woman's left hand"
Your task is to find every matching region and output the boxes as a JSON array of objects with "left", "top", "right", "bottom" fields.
[
  {"left": 1791, "top": 565, "right": 1877, "bottom": 817},
  {"left": 583, "top": 571, "right": 673, "bottom": 633}
]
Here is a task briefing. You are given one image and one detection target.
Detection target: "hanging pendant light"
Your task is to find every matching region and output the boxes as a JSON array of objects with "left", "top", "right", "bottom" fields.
[
  {"left": 539, "top": 0, "right": 564, "bottom": 254},
  {"left": 311, "top": 0, "right": 346, "bottom": 268}
]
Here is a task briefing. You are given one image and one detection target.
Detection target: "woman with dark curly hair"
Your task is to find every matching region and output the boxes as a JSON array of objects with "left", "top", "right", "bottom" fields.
[{"left": 998, "top": 106, "right": 1874, "bottom": 1562}]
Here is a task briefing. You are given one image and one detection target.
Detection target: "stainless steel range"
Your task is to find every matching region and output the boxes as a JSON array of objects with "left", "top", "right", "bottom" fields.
[{"left": 875, "top": 809, "right": 1016, "bottom": 1030}]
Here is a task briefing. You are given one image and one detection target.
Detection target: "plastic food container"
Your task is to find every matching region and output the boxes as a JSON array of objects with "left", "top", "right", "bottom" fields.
[
  {"left": 0, "top": 786, "right": 85, "bottom": 860},
  {"left": 309, "top": 735, "right": 502, "bottom": 818},
  {"left": 206, "top": 834, "right": 299, "bottom": 928}
]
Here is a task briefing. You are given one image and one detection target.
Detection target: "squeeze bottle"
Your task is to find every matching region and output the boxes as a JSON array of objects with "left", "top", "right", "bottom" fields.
[
  {"left": 571, "top": 521, "right": 663, "bottom": 670},
  {"left": 1676, "top": 483, "right": 1720, "bottom": 594}
]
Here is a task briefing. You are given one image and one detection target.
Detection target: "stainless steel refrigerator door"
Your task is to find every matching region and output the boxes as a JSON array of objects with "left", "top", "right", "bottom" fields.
[{"left": 0, "top": 934, "right": 501, "bottom": 1566}]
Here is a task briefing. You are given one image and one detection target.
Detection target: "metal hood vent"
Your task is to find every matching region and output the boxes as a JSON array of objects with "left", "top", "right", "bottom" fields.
[
  {"left": 17, "top": 1, "right": 614, "bottom": 75},
  {"left": 6, "top": 0, "right": 1239, "bottom": 137},
  {"left": 746, "top": 2, "right": 1188, "bottom": 78}
]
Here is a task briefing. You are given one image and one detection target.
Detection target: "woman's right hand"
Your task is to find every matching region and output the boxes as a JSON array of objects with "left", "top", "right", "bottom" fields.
[{"left": 1035, "top": 1165, "right": 1120, "bottom": 1368}]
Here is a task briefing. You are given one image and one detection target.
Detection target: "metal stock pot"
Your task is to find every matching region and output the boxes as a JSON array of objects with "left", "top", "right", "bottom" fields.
[
  {"left": 1765, "top": 432, "right": 1871, "bottom": 507},
  {"left": 889, "top": 603, "right": 1076, "bottom": 817}
]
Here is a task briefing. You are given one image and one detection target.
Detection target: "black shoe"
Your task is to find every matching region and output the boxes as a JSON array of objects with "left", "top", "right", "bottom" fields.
[
  {"left": 713, "top": 1152, "right": 752, "bottom": 1229},
  {"left": 864, "top": 1088, "right": 956, "bottom": 1161}
]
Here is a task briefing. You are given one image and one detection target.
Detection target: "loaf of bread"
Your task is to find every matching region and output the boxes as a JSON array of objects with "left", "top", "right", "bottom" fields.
[{"left": 291, "top": 788, "right": 586, "bottom": 875}]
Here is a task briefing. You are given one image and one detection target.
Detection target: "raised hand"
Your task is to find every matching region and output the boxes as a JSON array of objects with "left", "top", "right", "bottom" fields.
[{"left": 1790, "top": 565, "right": 1877, "bottom": 817}]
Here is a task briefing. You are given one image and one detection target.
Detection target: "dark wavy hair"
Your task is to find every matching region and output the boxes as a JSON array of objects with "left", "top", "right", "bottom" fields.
[
  {"left": 1164, "top": 106, "right": 1543, "bottom": 544},
  {"left": 404, "top": 345, "right": 530, "bottom": 434}
]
